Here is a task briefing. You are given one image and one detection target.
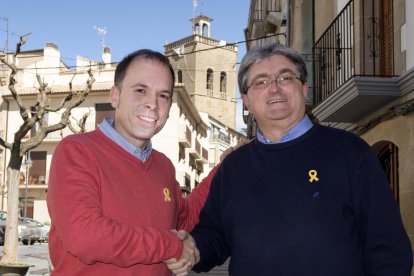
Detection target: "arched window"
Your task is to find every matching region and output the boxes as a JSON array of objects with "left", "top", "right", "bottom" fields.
[
  {"left": 177, "top": 70, "right": 183, "bottom": 83},
  {"left": 194, "top": 23, "right": 200, "bottom": 35},
  {"left": 206, "top": 69, "right": 213, "bottom": 90},
  {"left": 373, "top": 141, "right": 399, "bottom": 203},
  {"left": 202, "top": 23, "right": 209, "bottom": 36},
  {"left": 220, "top": 72, "right": 227, "bottom": 92}
]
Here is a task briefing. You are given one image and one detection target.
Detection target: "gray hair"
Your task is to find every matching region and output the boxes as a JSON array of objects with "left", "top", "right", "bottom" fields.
[{"left": 238, "top": 43, "right": 308, "bottom": 94}]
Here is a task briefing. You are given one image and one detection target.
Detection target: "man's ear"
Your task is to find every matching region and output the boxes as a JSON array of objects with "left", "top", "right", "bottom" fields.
[
  {"left": 110, "top": 86, "right": 120, "bottom": 109},
  {"left": 302, "top": 82, "right": 309, "bottom": 98},
  {"left": 241, "top": 93, "right": 250, "bottom": 110}
]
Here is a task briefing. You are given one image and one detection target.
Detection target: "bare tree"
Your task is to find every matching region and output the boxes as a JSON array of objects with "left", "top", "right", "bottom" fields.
[{"left": 0, "top": 36, "right": 95, "bottom": 264}]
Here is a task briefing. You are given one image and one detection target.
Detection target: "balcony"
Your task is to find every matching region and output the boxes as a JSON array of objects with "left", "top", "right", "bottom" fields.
[
  {"left": 179, "top": 125, "right": 192, "bottom": 148},
  {"left": 210, "top": 131, "right": 231, "bottom": 145},
  {"left": 312, "top": 0, "right": 399, "bottom": 123},
  {"left": 189, "top": 139, "right": 201, "bottom": 159},
  {"left": 19, "top": 174, "right": 48, "bottom": 190},
  {"left": 196, "top": 147, "right": 208, "bottom": 165}
]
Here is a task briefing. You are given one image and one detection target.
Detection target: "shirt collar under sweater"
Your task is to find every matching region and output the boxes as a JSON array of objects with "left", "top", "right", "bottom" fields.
[
  {"left": 99, "top": 117, "right": 152, "bottom": 162},
  {"left": 257, "top": 114, "right": 313, "bottom": 144}
]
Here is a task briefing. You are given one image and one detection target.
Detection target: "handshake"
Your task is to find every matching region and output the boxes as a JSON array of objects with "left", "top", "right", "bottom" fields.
[{"left": 164, "top": 230, "right": 199, "bottom": 276}]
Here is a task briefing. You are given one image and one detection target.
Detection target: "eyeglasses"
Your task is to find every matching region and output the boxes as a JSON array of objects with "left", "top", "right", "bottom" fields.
[{"left": 246, "top": 74, "right": 301, "bottom": 91}]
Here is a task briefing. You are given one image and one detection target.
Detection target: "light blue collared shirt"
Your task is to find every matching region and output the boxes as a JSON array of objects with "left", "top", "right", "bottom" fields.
[
  {"left": 257, "top": 114, "right": 313, "bottom": 144},
  {"left": 99, "top": 118, "right": 152, "bottom": 162}
]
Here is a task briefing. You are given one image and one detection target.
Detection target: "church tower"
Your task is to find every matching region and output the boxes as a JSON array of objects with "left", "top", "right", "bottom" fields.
[{"left": 164, "top": 14, "right": 238, "bottom": 129}]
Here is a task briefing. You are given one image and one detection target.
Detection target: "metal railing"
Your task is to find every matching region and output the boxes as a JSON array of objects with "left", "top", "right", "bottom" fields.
[
  {"left": 313, "top": 0, "right": 394, "bottom": 106},
  {"left": 210, "top": 132, "right": 231, "bottom": 144}
]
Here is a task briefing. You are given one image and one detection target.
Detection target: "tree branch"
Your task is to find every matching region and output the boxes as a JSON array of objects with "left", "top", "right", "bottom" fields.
[
  {"left": 3, "top": 35, "right": 31, "bottom": 122},
  {"left": 46, "top": 73, "right": 76, "bottom": 112},
  {"left": 20, "top": 69, "right": 95, "bottom": 154},
  {"left": 0, "top": 137, "right": 12, "bottom": 150},
  {"left": 68, "top": 110, "right": 91, "bottom": 133}
]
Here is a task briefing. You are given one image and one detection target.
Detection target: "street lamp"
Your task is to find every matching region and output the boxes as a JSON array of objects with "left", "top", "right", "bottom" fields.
[{"left": 23, "top": 151, "right": 33, "bottom": 218}]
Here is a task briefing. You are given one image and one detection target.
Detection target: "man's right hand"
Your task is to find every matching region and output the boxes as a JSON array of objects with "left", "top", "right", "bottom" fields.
[{"left": 164, "top": 230, "right": 200, "bottom": 276}]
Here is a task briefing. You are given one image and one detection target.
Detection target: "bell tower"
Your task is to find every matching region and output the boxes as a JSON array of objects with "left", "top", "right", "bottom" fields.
[
  {"left": 164, "top": 14, "right": 238, "bottom": 129},
  {"left": 192, "top": 14, "right": 212, "bottom": 37}
]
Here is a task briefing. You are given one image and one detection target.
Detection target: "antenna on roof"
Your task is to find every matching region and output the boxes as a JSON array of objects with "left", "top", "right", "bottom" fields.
[
  {"left": 0, "top": 17, "right": 9, "bottom": 54},
  {"left": 93, "top": 25, "right": 107, "bottom": 49},
  {"left": 192, "top": 0, "right": 197, "bottom": 34}
]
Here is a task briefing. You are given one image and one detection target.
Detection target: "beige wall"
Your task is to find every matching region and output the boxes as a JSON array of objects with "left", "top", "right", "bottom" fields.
[
  {"left": 313, "top": 0, "right": 336, "bottom": 42},
  {"left": 361, "top": 108, "right": 414, "bottom": 267}
]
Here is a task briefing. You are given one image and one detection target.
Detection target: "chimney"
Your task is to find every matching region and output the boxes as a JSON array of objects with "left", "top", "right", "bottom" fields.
[
  {"left": 44, "top": 43, "right": 60, "bottom": 70},
  {"left": 102, "top": 47, "right": 111, "bottom": 69}
]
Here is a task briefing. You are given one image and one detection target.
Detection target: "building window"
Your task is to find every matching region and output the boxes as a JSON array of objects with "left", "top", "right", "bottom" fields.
[
  {"left": 95, "top": 103, "right": 115, "bottom": 127},
  {"left": 181, "top": 173, "right": 192, "bottom": 196},
  {"left": 179, "top": 144, "right": 185, "bottom": 161},
  {"left": 185, "top": 174, "right": 191, "bottom": 189},
  {"left": 0, "top": 77, "right": 6, "bottom": 86},
  {"left": 177, "top": 70, "right": 183, "bottom": 83},
  {"left": 220, "top": 72, "right": 227, "bottom": 92},
  {"left": 206, "top": 68, "right": 213, "bottom": 91},
  {"left": 194, "top": 23, "right": 200, "bottom": 35},
  {"left": 220, "top": 72, "right": 227, "bottom": 99},
  {"left": 373, "top": 141, "right": 399, "bottom": 203},
  {"left": 28, "top": 151, "right": 47, "bottom": 185},
  {"left": 202, "top": 24, "right": 209, "bottom": 36}
]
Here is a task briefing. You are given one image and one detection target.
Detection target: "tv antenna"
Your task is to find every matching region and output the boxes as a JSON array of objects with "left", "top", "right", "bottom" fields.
[
  {"left": 0, "top": 17, "right": 9, "bottom": 54},
  {"left": 93, "top": 25, "right": 107, "bottom": 49}
]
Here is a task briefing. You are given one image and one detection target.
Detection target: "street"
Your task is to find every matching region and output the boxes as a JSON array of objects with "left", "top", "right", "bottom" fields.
[
  {"left": 0, "top": 242, "right": 51, "bottom": 275},
  {"left": 0, "top": 243, "right": 230, "bottom": 275}
]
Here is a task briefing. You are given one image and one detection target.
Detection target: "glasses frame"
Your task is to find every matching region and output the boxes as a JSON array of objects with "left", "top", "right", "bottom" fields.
[{"left": 246, "top": 75, "right": 302, "bottom": 91}]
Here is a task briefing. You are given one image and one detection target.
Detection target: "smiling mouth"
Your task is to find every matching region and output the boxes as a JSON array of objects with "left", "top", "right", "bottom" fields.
[
  {"left": 138, "top": 115, "right": 157, "bottom": 122},
  {"left": 267, "top": 98, "right": 287, "bottom": 104}
]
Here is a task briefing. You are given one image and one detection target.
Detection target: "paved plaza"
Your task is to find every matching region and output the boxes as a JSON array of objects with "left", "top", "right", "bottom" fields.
[
  {"left": 0, "top": 243, "right": 51, "bottom": 275},
  {"left": 0, "top": 243, "right": 230, "bottom": 275}
]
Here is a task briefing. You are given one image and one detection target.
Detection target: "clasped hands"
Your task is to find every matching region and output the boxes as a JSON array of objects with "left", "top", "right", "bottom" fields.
[{"left": 164, "top": 230, "right": 199, "bottom": 276}]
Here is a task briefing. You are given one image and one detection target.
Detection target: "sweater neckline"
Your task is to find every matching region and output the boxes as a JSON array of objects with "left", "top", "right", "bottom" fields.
[
  {"left": 252, "top": 123, "right": 319, "bottom": 150},
  {"left": 94, "top": 129, "right": 154, "bottom": 171}
]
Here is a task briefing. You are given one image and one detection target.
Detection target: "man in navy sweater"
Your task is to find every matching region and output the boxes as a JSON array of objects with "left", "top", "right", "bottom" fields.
[{"left": 167, "top": 43, "right": 413, "bottom": 275}]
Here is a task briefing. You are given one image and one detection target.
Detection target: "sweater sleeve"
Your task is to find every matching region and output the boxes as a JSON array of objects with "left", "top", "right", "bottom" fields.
[
  {"left": 354, "top": 149, "right": 413, "bottom": 275},
  {"left": 190, "top": 167, "right": 230, "bottom": 272},
  {"left": 176, "top": 165, "right": 219, "bottom": 232},
  {"left": 47, "top": 138, "right": 184, "bottom": 267}
]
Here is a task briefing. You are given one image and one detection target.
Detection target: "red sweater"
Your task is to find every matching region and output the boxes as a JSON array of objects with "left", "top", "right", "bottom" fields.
[{"left": 47, "top": 129, "right": 217, "bottom": 275}]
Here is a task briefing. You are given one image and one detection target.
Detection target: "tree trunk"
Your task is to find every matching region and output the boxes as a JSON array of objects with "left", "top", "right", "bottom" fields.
[{"left": 0, "top": 168, "right": 20, "bottom": 264}]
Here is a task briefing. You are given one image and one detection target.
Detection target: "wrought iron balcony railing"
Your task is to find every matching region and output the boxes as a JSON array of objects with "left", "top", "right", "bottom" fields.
[{"left": 313, "top": 0, "right": 394, "bottom": 106}]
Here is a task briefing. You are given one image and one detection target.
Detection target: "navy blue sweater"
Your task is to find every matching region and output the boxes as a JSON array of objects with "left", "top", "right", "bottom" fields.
[{"left": 192, "top": 124, "right": 413, "bottom": 275}]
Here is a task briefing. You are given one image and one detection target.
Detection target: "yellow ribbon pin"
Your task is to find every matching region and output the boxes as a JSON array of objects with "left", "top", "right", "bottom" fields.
[
  {"left": 308, "top": 170, "right": 319, "bottom": 183},
  {"left": 163, "top": 188, "right": 171, "bottom": 202}
]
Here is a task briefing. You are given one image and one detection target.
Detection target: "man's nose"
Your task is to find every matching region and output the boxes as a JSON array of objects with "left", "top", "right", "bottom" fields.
[{"left": 144, "top": 93, "right": 158, "bottom": 110}]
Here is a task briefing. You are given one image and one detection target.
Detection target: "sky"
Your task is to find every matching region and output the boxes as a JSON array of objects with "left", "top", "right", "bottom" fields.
[{"left": 0, "top": 0, "right": 250, "bottom": 131}]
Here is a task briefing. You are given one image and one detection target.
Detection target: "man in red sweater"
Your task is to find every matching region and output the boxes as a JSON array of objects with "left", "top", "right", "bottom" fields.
[{"left": 47, "top": 49, "right": 237, "bottom": 275}]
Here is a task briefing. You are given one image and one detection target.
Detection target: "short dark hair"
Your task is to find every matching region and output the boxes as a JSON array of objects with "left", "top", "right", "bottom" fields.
[
  {"left": 238, "top": 43, "right": 308, "bottom": 95},
  {"left": 114, "top": 49, "right": 175, "bottom": 89}
]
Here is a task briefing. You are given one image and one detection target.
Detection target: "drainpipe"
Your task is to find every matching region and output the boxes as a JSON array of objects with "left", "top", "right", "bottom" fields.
[{"left": 286, "top": 0, "right": 291, "bottom": 45}]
